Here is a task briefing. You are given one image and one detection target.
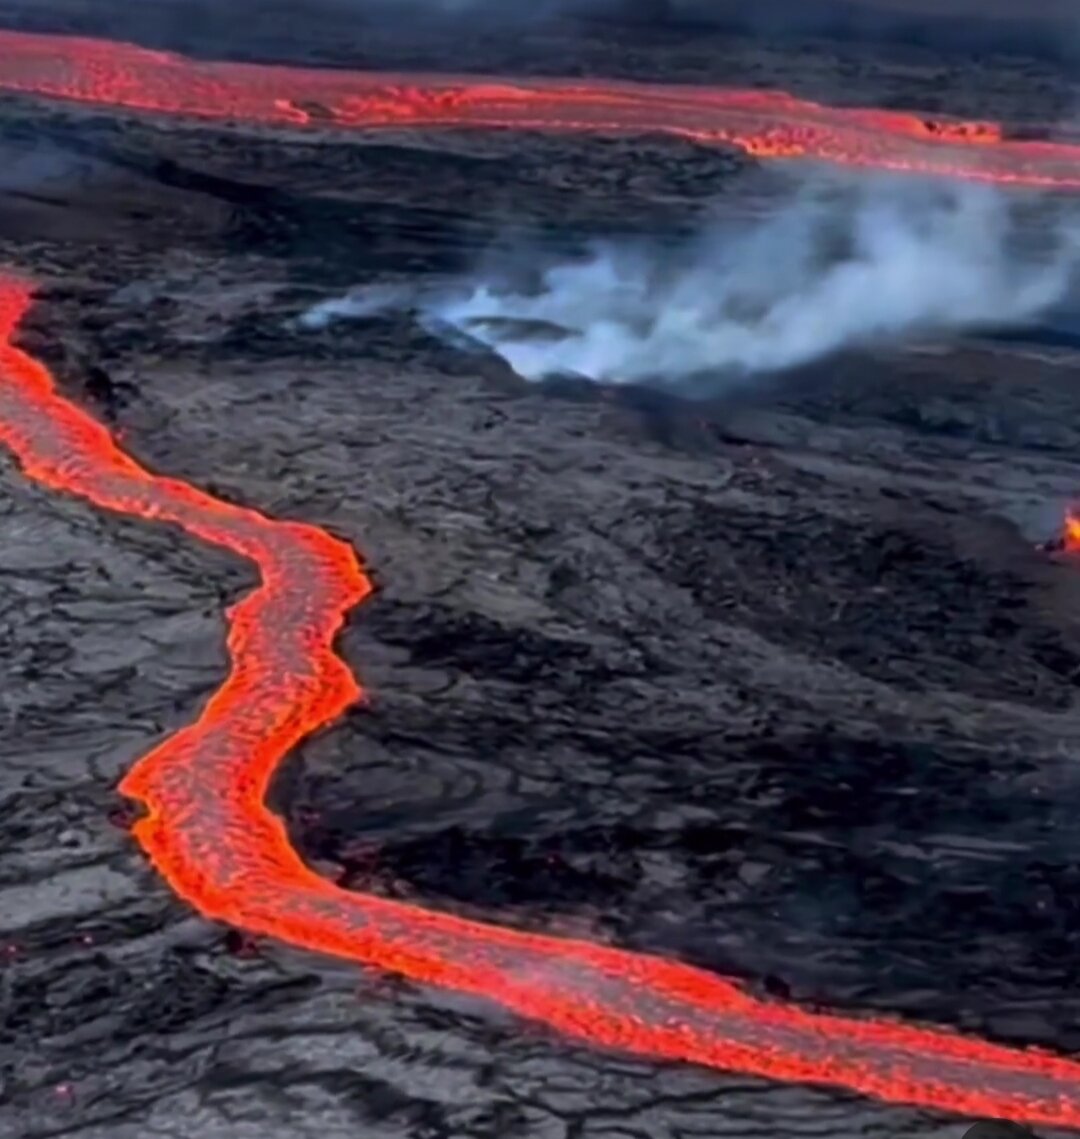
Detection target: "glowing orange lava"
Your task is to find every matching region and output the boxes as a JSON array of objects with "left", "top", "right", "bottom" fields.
[
  {"left": 5, "top": 25, "right": 1080, "bottom": 1132},
  {"left": 3, "top": 28, "right": 1080, "bottom": 188},
  {"left": 1065, "top": 510, "right": 1080, "bottom": 552},
  {"left": 3, "top": 284, "right": 1080, "bottom": 1130}
]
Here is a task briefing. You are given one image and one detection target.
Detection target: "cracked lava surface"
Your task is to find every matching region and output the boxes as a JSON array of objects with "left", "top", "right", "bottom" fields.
[{"left": 3, "top": 25, "right": 1080, "bottom": 1133}]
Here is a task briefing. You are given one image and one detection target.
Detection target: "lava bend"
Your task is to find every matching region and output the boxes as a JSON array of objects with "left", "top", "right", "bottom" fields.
[
  {"left": 3, "top": 28, "right": 1080, "bottom": 188},
  {"left": 4, "top": 26, "right": 1080, "bottom": 1134}
]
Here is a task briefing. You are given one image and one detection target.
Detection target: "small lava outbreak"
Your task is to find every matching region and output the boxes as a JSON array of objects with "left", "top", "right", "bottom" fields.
[
  {"left": 2, "top": 28, "right": 1080, "bottom": 187},
  {"left": 1037, "top": 509, "right": 1080, "bottom": 554},
  {"left": 1065, "top": 510, "right": 1080, "bottom": 552},
  {"left": 5, "top": 27, "right": 1080, "bottom": 1135}
]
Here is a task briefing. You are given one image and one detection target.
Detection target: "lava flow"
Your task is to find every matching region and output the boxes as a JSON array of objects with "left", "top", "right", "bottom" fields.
[
  {"left": 4, "top": 28, "right": 1080, "bottom": 188},
  {"left": 4, "top": 287, "right": 1080, "bottom": 1130},
  {"left": 5, "top": 24, "right": 1080, "bottom": 1134}
]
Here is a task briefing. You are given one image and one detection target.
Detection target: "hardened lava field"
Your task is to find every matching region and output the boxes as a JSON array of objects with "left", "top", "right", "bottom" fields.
[{"left": 2, "top": 3, "right": 1080, "bottom": 1138}]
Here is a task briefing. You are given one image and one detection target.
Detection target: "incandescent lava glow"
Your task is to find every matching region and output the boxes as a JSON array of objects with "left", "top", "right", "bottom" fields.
[
  {"left": 6, "top": 286, "right": 1080, "bottom": 1131},
  {"left": 1064, "top": 509, "right": 1080, "bottom": 552},
  {"left": 5, "top": 27, "right": 1080, "bottom": 1135},
  {"left": 3, "top": 28, "right": 1080, "bottom": 188}
]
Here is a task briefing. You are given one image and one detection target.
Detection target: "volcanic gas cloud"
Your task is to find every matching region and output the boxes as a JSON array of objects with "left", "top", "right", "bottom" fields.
[{"left": 306, "top": 178, "right": 1080, "bottom": 388}]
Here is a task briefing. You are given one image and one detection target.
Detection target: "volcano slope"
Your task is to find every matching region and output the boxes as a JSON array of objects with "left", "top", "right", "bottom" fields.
[{"left": 4, "top": 10, "right": 1080, "bottom": 1139}]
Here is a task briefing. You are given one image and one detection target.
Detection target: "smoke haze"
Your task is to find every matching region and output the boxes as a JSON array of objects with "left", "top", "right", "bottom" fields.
[
  {"left": 4, "top": 0, "right": 1075, "bottom": 63},
  {"left": 345, "top": 0, "right": 1080, "bottom": 59}
]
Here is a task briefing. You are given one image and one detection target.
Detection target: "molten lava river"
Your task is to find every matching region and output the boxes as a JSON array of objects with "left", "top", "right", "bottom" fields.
[{"left": 4, "top": 25, "right": 1080, "bottom": 1132}]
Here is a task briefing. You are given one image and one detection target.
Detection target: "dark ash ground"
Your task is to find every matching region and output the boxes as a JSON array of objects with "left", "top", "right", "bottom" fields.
[{"left": 2, "top": 4, "right": 1080, "bottom": 1138}]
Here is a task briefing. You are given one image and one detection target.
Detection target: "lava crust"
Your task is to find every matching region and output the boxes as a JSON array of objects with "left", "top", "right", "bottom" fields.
[{"left": 3, "top": 8, "right": 1080, "bottom": 1139}]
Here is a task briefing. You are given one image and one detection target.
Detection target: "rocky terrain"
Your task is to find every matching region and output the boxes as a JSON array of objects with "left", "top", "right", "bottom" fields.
[{"left": 2, "top": 4, "right": 1080, "bottom": 1138}]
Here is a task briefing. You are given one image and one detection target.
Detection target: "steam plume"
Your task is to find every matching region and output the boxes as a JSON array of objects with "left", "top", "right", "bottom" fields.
[
  {"left": 415, "top": 179, "right": 1080, "bottom": 388},
  {"left": 297, "top": 284, "right": 412, "bottom": 330}
]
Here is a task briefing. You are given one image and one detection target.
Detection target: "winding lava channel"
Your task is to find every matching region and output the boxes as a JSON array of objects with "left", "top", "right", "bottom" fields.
[{"left": 5, "top": 26, "right": 1080, "bottom": 1132}]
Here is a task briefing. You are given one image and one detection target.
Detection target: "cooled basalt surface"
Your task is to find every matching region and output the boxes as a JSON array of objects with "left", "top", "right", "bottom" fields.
[{"left": 3, "top": 5, "right": 1080, "bottom": 1139}]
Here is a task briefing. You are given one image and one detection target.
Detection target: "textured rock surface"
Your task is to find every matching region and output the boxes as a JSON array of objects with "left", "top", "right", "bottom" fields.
[{"left": 2, "top": 5, "right": 1080, "bottom": 1137}]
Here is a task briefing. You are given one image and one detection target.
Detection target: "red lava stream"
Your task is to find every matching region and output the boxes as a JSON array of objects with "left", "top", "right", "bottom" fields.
[
  {"left": 4, "top": 26, "right": 1080, "bottom": 1132},
  {"left": 3, "top": 27, "right": 1080, "bottom": 187}
]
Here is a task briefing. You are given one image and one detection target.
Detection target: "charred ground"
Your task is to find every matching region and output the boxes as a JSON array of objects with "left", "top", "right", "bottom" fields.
[{"left": 3, "top": 5, "right": 1080, "bottom": 1139}]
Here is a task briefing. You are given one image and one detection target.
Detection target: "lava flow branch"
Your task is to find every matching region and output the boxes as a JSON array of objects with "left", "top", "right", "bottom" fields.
[
  {"left": 4, "top": 278, "right": 1080, "bottom": 1127},
  {"left": 3, "top": 28, "right": 1080, "bottom": 188}
]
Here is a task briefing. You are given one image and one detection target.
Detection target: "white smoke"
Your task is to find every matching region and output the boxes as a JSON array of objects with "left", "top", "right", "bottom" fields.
[
  {"left": 429, "top": 180, "right": 1080, "bottom": 385},
  {"left": 300, "top": 178, "right": 1080, "bottom": 388},
  {"left": 297, "top": 283, "right": 413, "bottom": 330}
]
